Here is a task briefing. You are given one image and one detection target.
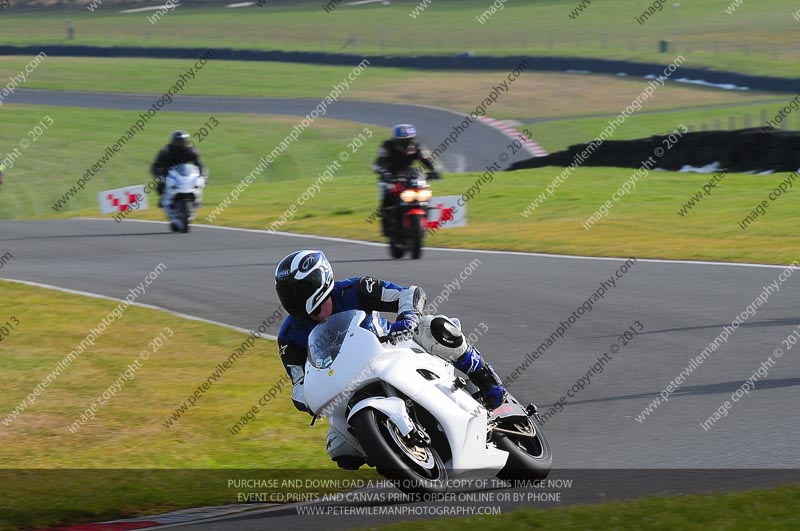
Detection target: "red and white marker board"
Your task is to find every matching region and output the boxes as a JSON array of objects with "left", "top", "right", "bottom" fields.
[
  {"left": 427, "top": 195, "right": 467, "bottom": 230},
  {"left": 98, "top": 185, "right": 149, "bottom": 214}
]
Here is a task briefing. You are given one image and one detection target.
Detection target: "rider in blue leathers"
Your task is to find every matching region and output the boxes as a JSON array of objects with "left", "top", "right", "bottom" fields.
[{"left": 274, "top": 249, "right": 507, "bottom": 470}]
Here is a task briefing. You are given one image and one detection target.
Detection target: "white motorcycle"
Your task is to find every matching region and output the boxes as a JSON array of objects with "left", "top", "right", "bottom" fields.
[
  {"left": 162, "top": 164, "right": 205, "bottom": 233},
  {"left": 304, "top": 310, "right": 552, "bottom": 494}
]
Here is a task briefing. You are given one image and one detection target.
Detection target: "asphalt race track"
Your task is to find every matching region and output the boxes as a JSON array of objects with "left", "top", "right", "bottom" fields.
[
  {"left": 3, "top": 90, "right": 799, "bottom": 528},
  {"left": 6, "top": 89, "right": 537, "bottom": 173},
  {"left": 2, "top": 219, "right": 799, "bottom": 529}
]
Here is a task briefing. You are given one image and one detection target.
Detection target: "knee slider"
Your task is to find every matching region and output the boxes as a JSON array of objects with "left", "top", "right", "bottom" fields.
[{"left": 326, "top": 430, "right": 358, "bottom": 459}]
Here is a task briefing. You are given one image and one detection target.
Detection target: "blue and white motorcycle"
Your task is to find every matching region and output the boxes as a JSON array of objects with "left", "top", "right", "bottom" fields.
[{"left": 163, "top": 164, "right": 206, "bottom": 233}]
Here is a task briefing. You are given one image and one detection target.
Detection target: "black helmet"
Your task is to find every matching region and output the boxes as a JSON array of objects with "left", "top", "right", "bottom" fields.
[
  {"left": 275, "top": 250, "right": 334, "bottom": 320},
  {"left": 170, "top": 131, "right": 190, "bottom": 148}
]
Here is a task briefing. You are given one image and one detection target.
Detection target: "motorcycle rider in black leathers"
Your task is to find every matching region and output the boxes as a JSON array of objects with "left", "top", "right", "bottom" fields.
[
  {"left": 372, "top": 124, "right": 440, "bottom": 235},
  {"left": 275, "top": 249, "right": 507, "bottom": 470},
  {"left": 150, "top": 131, "right": 206, "bottom": 206}
]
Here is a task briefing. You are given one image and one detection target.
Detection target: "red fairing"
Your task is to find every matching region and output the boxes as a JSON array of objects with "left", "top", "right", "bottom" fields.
[{"left": 402, "top": 210, "right": 427, "bottom": 228}]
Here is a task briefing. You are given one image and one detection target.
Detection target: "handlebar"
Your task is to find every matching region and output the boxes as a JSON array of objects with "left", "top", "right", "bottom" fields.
[
  {"left": 379, "top": 330, "right": 414, "bottom": 344},
  {"left": 377, "top": 168, "right": 440, "bottom": 182}
]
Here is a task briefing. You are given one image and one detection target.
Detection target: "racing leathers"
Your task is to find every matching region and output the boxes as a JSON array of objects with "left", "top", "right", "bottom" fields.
[
  {"left": 278, "top": 276, "right": 425, "bottom": 414},
  {"left": 150, "top": 144, "right": 206, "bottom": 201},
  {"left": 276, "top": 276, "right": 506, "bottom": 469},
  {"left": 372, "top": 139, "right": 436, "bottom": 179},
  {"left": 372, "top": 140, "right": 438, "bottom": 234}
]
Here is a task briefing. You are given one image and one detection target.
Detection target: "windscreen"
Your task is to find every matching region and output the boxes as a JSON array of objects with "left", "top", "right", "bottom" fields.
[{"left": 307, "top": 310, "right": 358, "bottom": 369}]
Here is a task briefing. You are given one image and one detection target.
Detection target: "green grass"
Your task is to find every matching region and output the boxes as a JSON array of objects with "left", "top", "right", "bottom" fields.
[
  {"left": 534, "top": 100, "right": 800, "bottom": 153},
  {"left": 2, "top": 286, "right": 797, "bottom": 530},
  {"left": 172, "top": 167, "right": 800, "bottom": 265},
  {"left": 0, "top": 56, "right": 409, "bottom": 100},
  {"left": 0, "top": 105, "right": 380, "bottom": 219},
  {"left": 0, "top": 55, "right": 778, "bottom": 122},
  {"left": 361, "top": 484, "right": 800, "bottom": 531},
  {"left": 0, "top": 280, "right": 377, "bottom": 530},
  {"left": 3, "top": 103, "right": 799, "bottom": 265},
  {"left": 1, "top": 0, "right": 798, "bottom": 76}
]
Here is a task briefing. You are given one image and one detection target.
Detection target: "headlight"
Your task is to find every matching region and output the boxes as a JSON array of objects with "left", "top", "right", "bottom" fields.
[
  {"left": 400, "top": 189, "right": 432, "bottom": 202},
  {"left": 400, "top": 190, "right": 417, "bottom": 202}
]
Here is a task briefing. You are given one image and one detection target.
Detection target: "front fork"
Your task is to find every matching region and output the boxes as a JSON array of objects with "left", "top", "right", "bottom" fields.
[{"left": 401, "top": 207, "right": 427, "bottom": 230}]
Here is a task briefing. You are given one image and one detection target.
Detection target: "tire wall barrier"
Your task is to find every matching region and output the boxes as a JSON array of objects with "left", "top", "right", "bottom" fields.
[{"left": 508, "top": 128, "right": 800, "bottom": 173}]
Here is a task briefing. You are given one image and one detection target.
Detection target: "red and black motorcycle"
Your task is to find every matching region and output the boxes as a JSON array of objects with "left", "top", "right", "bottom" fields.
[{"left": 381, "top": 169, "right": 437, "bottom": 259}]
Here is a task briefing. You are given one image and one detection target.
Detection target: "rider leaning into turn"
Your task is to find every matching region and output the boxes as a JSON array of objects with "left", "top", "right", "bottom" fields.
[
  {"left": 274, "top": 249, "right": 507, "bottom": 470},
  {"left": 372, "top": 124, "right": 439, "bottom": 232},
  {"left": 150, "top": 131, "right": 206, "bottom": 206}
]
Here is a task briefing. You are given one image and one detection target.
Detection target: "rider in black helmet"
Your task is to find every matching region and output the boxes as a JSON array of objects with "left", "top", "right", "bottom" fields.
[
  {"left": 274, "top": 249, "right": 506, "bottom": 470},
  {"left": 150, "top": 131, "right": 206, "bottom": 205}
]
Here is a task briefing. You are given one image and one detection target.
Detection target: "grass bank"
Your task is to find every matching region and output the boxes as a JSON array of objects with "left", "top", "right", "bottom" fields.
[{"left": 0, "top": 1, "right": 798, "bottom": 76}]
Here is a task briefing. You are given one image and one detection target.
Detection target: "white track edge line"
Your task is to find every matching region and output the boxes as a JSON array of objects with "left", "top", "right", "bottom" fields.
[
  {"left": 75, "top": 218, "right": 800, "bottom": 271},
  {"left": 0, "top": 277, "right": 278, "bottom": 341}
]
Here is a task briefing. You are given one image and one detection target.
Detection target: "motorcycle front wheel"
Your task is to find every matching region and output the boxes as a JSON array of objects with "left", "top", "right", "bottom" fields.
[
  {"left": 350, "top": 408, "right": 447, "bottom": 494},
  {"left": 409, "top": 215, "right": 423, "bottom": 260},
  {"left": 493, "top": 415, "right": 552, "bottom": 481},
  {"left": 177, "top": 199, "right": 191, "bottom": 233}
]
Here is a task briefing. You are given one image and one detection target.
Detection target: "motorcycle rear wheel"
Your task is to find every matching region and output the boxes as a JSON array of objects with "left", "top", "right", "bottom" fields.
[{"left": 350, "top": 408, "right": 447, "bottom": 494}]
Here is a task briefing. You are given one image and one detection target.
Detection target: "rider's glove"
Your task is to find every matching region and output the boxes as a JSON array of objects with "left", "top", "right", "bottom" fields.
[{"left": 388, "top": 320, "right": 415, "bottom": 344}]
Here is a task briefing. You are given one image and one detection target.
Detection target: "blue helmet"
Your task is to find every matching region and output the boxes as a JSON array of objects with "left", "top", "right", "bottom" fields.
[{"left": 392, "top": 124, "right": 417, "bottom": 141}]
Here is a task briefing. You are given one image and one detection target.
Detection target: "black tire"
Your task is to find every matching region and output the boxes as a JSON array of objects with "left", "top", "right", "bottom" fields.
[
  {"left": 410, "top": 215, "right": 423, "bottom": 259},
  {"left": 178, "top": 199, "right": 190, "bottom": 233},
  {"left": 493, "top": 416, "right": 552, "bottom": 481},
  {"left": 350, "top": 408, "right": 447, "bottom": 494},
  {"left": 389, "top": 238, "right": 405, "bottom": 259}
]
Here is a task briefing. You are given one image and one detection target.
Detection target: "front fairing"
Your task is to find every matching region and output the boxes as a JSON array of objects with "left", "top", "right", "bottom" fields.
[
  {"left": 167, "top": 164, "right": 204, "bottom": 196},
  {"left": 303, "top": 310, "right": 386, "bottom": 413}
]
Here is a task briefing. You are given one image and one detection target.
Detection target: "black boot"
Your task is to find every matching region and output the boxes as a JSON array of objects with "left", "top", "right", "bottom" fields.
[
  {"left": 333, "top": 455, "right": 366, "bottom": 470},
  {"left": 380, "top": 205, "right": 390, "bottom": 236},
  {"left": 382, "top": 206, "right": 398, "bottom": 237}
]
